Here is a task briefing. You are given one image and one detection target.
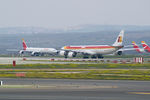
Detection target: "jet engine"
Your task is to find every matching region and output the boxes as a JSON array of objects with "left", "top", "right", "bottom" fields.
[
  {"left": 19, "top": 50, "right": 24, "bottom": 54},
  {"left": 31, "top": 52, "right": 35, "bottom": 56},
  {"left": 116, "top": 51, "right": 123, "bottom": 55},
  {"left": 59, "top": 51, "right": 76, "bottom": 58},
  {"left": 68, "top": 52, "right": 77, "bottom": 57},
  {"left": 59, "top": 51, "right": 66, "bottom": 56},
  {"left": 31, "top": 52, "right": 40, "bottom": 56}
]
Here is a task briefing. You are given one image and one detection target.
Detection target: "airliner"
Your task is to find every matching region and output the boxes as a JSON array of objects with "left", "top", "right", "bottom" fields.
[
  {"left": 141, "top": 41, "right": 150, "bottom": 53},
  {"left": 59, "top": 30, "right": 124, "bottom": 58},
  {"left": 19, "top": 39, "right": 58, "bottom": 56}
]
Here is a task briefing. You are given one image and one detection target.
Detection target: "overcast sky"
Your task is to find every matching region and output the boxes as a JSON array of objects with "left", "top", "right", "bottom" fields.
[{"left": 0, "top": 0, "right": 150, "bottom": 29}]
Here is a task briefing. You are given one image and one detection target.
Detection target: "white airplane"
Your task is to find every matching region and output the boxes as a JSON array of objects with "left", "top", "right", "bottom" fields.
[
  {"left": 59, "top": 30, "right": 124, "bottom": 58},
  {"left": 19, "top": 39, "right": 58, "bottom": 56}
]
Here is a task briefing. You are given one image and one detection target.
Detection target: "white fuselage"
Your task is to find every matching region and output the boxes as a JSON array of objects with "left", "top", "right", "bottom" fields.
[
  {"left": 62, "top": 45, "right": 121, "bottom": 55},
  {"left": 24, "top": 47, "right": 57, "bottom": 54}
]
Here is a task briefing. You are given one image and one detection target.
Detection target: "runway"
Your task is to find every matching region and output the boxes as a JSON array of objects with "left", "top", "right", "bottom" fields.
[
  {"left": 0, "top": 57, "right": 94, "bottom": 64},
  {"left": 0, "top": 78, "right": 150, "bottom": 100},
  {"left": 0, "top": 57, "right": 135, "bottom": 64}
]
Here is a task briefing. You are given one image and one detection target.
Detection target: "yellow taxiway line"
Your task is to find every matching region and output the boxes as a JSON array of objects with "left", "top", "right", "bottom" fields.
[{"left": 129, "top": 92, "right": 150, "bottom": 95}]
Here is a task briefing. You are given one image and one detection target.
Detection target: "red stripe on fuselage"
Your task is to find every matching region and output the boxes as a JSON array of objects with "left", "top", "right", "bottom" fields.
[{"left": 64, "top": 46, "right": 115, "bottom": 49}]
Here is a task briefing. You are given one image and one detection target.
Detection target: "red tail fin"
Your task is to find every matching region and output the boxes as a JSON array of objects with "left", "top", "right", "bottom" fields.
[
  {"left": 141, "top": 41, "right": 149, "bottom": 49},
  {"left": 141, "top": 41, "right": 150, "bottom": 52},
  {"left": 132, "top": 41, "right": 141, "bottom": 53},
  {"left": 22, "top": 39, "right": 27, "bottom": 50}
]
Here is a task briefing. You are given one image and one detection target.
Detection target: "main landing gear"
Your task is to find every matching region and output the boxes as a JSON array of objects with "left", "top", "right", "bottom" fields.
[
  {"left": 83, "top": 55, "right": 89, "bottom": 59},
  {"left": 97, "top": 54, "right": 104, "bottom": 59},
  {"left": 83, "top": 54, "right": 104, "bottom": 59}
]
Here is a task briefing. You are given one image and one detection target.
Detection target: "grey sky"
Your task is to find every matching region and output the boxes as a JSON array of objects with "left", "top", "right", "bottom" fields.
[{"left": 0, "top": 0, "right": 150, "bottom": 29}]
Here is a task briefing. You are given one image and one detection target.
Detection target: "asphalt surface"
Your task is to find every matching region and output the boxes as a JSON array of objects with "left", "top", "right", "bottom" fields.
[
  {"left": 0, "top": 57, "right": 134, "bottom": 64},
  {"left": 0, "top": 78, "right": 150, "bottom": 100},
  {"left": 0, "top": 57, "right": 80, "bottom": 64}
]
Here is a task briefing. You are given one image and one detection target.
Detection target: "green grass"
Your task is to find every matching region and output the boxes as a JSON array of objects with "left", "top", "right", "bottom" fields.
[
  {"left": 0, "top": 71, "right": 150, "bottom": 81},
  {"left": 0, "top": 63, "right": 150, "bottom": 80},
  {"left": 0, "top": 69, "right": 150, "bottom": 80},
  {"left": 23, "top": 70, "right": 150, "bottom": 80},
  {"left": 0, "top": 63, "right": 150, "bottom": 69}
]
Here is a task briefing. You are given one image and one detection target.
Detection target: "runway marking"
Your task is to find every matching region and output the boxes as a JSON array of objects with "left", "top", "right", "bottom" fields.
[
  {"left": 0, "top": 85, "right": 33, "bottom": 88},
  {"left": 129, "top": 92, "right": 150, "bottom": 95},
  {"left": 0, "top": 85, "right": 118, "bottom": 89}
]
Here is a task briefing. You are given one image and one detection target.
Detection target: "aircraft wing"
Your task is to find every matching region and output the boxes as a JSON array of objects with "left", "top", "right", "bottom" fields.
[
  {"left": 6, "top": 49, "right": 20, "bottom": 52},
  {"left": 118, "top": 47, "right": 145, "bottom": 53},
  {"left": 60, "top": 49, "right": 96, "bottom": 55},
  {"left": 119, "top": 48, "right": 136, "bottom": 51}
]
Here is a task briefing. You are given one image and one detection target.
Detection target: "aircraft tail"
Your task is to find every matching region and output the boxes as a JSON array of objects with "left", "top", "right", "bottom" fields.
[
  {"left": 22, "top": 39, "right": 27, "bottom": 50},
  {"left": 112, "top": 30, "right": 124, "bottom": 46},
  {"left": 141, "top": 41, "right": 150, "bottom": 52},
  {"left": 132, "top": 41, "right": 141, "bottom": 53}
]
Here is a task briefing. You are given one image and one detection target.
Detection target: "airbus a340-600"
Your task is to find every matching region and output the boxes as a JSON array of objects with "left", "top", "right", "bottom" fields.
[
  {"left": 59, "top": 30, "right": 124, "bottom": 58},
  {"left": 19, "top": 39, "right": 58, "bottom": 56}
]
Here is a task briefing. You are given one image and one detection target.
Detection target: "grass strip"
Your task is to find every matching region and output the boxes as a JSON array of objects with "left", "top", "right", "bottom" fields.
[
  {"left": 0, "top": 63, "right": 150, "bottom": 69},
  {"left": 0, "top": 69, "right": 150, "bottom": 80}
]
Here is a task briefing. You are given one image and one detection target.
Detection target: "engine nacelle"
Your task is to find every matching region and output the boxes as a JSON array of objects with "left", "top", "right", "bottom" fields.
[
  {"left": 59, "top": 51, "right": 77, "bottom": 57},
  {"left": 31, "top": 52, "right": 39, "bottom": 56},
  {"left": 68, "top": 52, "right": 74, "bottom": 57},
  {"left": 59, "top": 51, "right": 66, "bottom": 56},
  {"left": 68, "top": 52, "right": 77, "bottom": 57},
  {"left": 19, "top": 50, "right": 24, "bottom": 54},
  {"left": 31, "top": 52, "right": 35, "bottom": 56},
  {"left": 116, "top": 51, "right": 123, "bottom": 55}
]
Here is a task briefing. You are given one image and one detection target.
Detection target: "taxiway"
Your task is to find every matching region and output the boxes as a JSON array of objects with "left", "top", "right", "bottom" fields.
[{"left": 0, "top": 78, "right": 150, "bottom": 100}]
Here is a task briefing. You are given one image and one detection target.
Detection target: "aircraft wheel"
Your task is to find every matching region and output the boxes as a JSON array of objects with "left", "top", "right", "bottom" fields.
[
  {"left": 83, "top": 55, "right": 89, "bottom": 59},
  {"left": 64, "top": 54, "right": 68, "bottom": 58},
  {"left": 40, "top": 54, "right": 44, "bottom": 56},
  {"left": 97, "top": 55, "right": 104, "bottom": 59},
  {"left": 91, "top": 55, "right": 97, "bottom": 59}
]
